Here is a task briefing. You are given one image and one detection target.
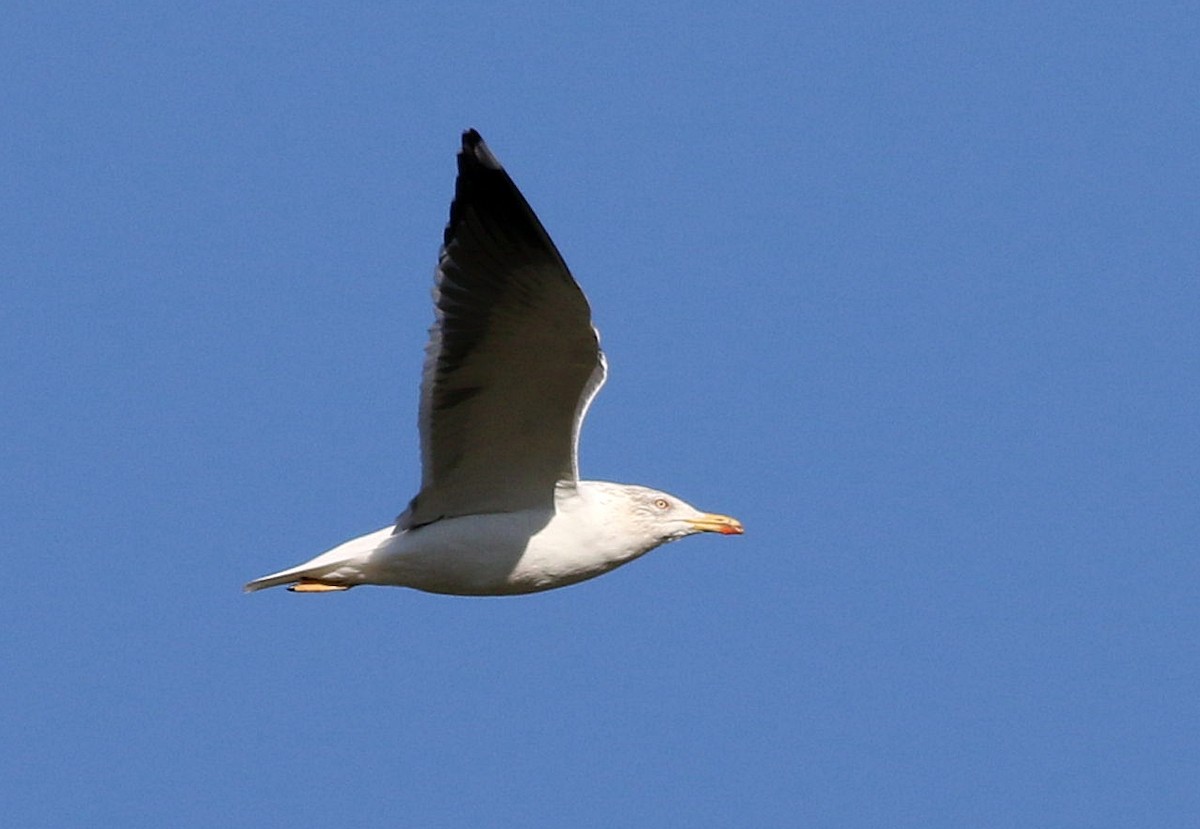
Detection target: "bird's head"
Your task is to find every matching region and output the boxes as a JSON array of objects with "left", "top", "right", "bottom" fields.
[{"left": 622, "top": 485, "right": 744, "bottom": 543}]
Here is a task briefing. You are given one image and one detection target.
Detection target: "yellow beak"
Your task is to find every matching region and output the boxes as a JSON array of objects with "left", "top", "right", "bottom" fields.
[{"left": 687, "top": 513, "right": 744, "bottom": 535}]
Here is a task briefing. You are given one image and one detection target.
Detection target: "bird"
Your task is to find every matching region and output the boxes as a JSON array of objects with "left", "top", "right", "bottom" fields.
[{"left": 245, "top": 130, "right": 743, "bottom": 596}]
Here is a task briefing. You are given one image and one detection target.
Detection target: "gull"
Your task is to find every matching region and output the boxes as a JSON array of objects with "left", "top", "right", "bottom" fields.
[{"left": 245, "top": 130, "right": 742, "bottom": 596}]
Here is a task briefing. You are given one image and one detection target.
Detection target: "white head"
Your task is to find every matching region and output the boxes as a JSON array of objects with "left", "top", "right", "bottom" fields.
[{"left": 603, "top": 483, "right": 743, "bottom": 547}]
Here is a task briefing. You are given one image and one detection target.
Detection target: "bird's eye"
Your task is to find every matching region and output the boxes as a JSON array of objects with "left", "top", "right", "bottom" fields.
[{"left": 653, "top": 498, "right": 670, "bottom": 510}]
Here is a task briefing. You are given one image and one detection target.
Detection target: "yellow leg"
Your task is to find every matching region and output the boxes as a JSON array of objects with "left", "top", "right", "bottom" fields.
[{"left": 288, "top": 580, "right": 351, "bottom": 593}]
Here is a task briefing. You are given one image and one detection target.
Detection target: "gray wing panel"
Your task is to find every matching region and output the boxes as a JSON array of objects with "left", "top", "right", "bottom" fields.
[{"left": 399, "top": 131, "right": 604, "bottom": 529}]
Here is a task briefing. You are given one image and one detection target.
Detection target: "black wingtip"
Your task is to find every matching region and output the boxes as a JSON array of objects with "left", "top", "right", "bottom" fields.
[
  {"left": 460, "top": 128, "right": 503, "bottom": 171},
  {"left": 444, "top": 128, "right": 565, "bottom": 261}
]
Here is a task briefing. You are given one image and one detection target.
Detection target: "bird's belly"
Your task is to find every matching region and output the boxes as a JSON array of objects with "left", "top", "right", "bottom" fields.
[{"left": 366, "top": 511, "right": 638, "bottom": 596}]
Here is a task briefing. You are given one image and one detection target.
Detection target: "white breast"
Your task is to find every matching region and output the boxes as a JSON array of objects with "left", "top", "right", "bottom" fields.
[{"left": 365, "top": 485, "right": 655, "bottom": 595}]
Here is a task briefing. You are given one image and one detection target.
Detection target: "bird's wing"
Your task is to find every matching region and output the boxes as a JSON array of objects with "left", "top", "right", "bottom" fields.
[{"left": 398, "top": 130, "right": 606, "bottom": 529}]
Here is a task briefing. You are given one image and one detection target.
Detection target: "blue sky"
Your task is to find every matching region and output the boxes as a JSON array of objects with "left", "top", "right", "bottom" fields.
[{"left": 2, "top": 2, "right": 1197, "bottom": 826}]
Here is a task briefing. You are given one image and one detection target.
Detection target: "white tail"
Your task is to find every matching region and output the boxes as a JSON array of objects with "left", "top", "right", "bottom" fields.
[{"left": 244, "top": 526, "right": 394, "bottom": 593}]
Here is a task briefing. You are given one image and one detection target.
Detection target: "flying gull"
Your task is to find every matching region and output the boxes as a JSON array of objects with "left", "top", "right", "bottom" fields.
[{"left": 245, "top": 130, "right": 743, "bottom": 596}]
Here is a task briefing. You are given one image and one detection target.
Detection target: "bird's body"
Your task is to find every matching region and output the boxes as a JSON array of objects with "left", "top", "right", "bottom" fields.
[
  {"left": 246, "top": 131, "right": 741, "bottom": 597},
  {"left": 248, "top": 481, "right": 739, "bottom": 596}
]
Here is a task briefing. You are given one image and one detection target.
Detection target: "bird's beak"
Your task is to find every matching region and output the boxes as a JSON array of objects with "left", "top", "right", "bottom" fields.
[{"left": 687, "top": 513, "right": 744, "bottom": 535}]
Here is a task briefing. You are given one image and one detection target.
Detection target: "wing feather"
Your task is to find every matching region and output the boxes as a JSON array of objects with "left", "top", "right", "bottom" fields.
[{"left": 399, "top": 131, "right": 605, "bottom": 529}]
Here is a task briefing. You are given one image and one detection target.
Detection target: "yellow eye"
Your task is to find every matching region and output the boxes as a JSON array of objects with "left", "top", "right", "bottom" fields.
[{"left": 653, "top": 498, "right": 670, "bottom": 510}]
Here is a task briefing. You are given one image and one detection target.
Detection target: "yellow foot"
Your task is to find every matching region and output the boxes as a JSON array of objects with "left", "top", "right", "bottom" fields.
[{"left": 288, "top": 580, "right": 351, "bottom": 593}]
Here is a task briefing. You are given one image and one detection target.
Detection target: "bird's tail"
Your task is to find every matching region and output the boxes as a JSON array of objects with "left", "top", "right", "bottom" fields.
[
  {"left": 244, "top": 526, "right": 392, "bottom": 593},
  {"left": 243, "top": 563, "right": 351, "bottom": 593}
]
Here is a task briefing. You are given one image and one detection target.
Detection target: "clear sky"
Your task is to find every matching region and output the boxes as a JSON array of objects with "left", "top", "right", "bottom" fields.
[{"left": 2, "top": 3, "right": 1197, "bottom": 827}]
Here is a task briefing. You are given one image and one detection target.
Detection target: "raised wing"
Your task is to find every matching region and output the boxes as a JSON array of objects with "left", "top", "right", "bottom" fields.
[{"left": 398, "top": 130, "right": 606, "bottom": 529}]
